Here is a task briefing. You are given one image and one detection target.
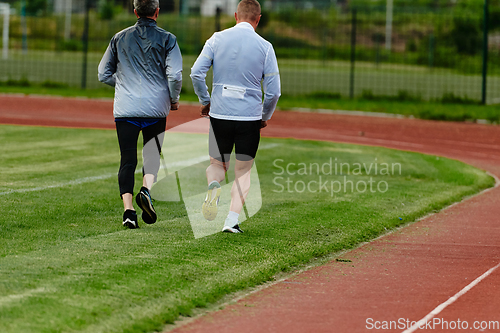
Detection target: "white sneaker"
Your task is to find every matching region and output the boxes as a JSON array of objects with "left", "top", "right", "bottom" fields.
[
  {"left": 222, "top": 224, "right": 244, "bottom": 233},
  {"left": 202, "top": 182, "right": 221, "bottom": 221}
]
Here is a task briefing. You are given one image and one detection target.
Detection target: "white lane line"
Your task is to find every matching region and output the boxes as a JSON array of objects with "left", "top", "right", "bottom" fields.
[
  {"left": 0, "top": 143, "right": 281, "bottom": 196},
  {"left": 0, "top": 174, "right": 115, "bottom": 196},
  {"left": 402, "top": 262, "right": 500, "bottom": 333},
  {"left": 0, "top": 158, "right": 213, "bottom": 196},
  {"left": 291, "top": 107, "right": 407, "bottom": 119},
  {"left": 317, "top": 133, "right": 500, "bottom": 160},
  {"left": 0, "top": 287, "right": 53, "bottom": 307}
]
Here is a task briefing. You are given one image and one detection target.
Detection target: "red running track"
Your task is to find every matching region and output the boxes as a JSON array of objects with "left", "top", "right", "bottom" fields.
[{"left": 1, "top": 95, "right": 499, "bottom": 333}]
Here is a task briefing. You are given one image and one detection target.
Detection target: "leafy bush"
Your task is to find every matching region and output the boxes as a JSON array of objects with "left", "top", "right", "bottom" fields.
[
  {"left": 361, "top": 89, "right": 376, "bottom": 100},
  {"left": 26, "top": 0, "right": 47, "bottom": 16},
  {"left": 361, "top": 89, "right": 422, "bottom": 102},
  {"left": 41, "top": 80, "right": 69, "bottom": 88},
  {"left": 415, "top": 36, "right": 459, "bottom": 69},
  {"left": 417, "top": 108, "right": 470, "bottom": 122},
  {"left": 271, "top": 6, "right": 339, "bottom": 31},
  {"left": 258, "top": 10, "right": 271, "bottom": 29},
  {"left": 450, "top": 16, "right": 482, "bottom": 55},
  {"left": 485, "top": 113, "right": 500, "bottom": 124},
  {"left": 394, "top": 90, "right": 422, "bottom": 102},
  {"left": 99, "top": 4, "right": 115, "bottom": 20},
  {"left": 262, "top": 33, "right": 314, "bottom": 49},
  {"left": 488, "top": 7, "right": 500, "bottom": 30},
  {"left": 58, "top": 39, "right": 82, "bottom": 51},
  {"left": 438, "top": 92, "right": 479, "bottom": 104},
  {"left": 5, "top": 77, "right": 31, "bottom": 87},
  {"left": 406, "top": 38, "right": 418, "bottom": 52},
  {"left": 306, "top": 91, "right": 342, "bottom": 99},
  {"left": 98, "top": 0, "right": 116, "bottom": 20}
]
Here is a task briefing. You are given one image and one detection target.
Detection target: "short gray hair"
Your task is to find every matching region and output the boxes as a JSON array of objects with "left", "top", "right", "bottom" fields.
[{"left": 133, "top": 0, "right": 159, "bottom": 17}]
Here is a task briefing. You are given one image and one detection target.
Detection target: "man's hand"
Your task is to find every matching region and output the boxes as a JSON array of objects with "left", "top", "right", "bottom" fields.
[
  {"left": 200, "top": 103, "right": 210, "bottom": 117},
  {"left": 171, "top": 100, "right": 179, "bottom": 111},
  {"left": 260, "top": 120, "right": 268, "bottom": 129}
]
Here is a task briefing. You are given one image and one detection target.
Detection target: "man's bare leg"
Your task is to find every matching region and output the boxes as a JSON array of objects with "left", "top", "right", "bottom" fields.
[
  {"left": 143, "top": 174, "right": 155, "bottom": 190},
  {"left": 229, "top": 159, "right": 254, "bottom": 214},
  {"left": 206, "top": 157, "right": 229, "bottom": 184},
  {"left": 202, "top": 158, "right": 229, "bottom": 220},
  {"left": 222, "top": 159, "right": 253, "bottom": 233}
]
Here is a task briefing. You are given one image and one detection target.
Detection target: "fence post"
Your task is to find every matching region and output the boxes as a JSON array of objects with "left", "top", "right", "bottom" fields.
[
  {"left": 481, "top": 0, "right": 489, "bottom": 105},
  {"left": 20, "top": 0, "right": 27, "bottom": 54},
  {"left": 215, "top": 6, "right": 222, "bottom": 31},
  {"left": 1, "top": 3, "right": 9, "bottom": 59},
  {"left": 428, "top": 33, "right": 435, "bottom": 70},
  {"left": 385, "top": 0, "right": 393, "bottom": 51},
  {"left": 81, "top": 0, "right": 90, "bottom": 89},
  {"left": 375, "top": 34, "right": 381, "bottom": 67},
  {"left": 181, "top": 0, "right": 189, "bottom": 15},
  {"left": 64, "top": 0, "right": 72, "bottom": 40},
  {"left": 349, "top": 9, "right": 357, "bottom": 99},
  {"left": 322, "top": 28, "right": 327, "bottom": 67},
  {"left": 174, "top": 0, "right": 180, "bottom": 15}
]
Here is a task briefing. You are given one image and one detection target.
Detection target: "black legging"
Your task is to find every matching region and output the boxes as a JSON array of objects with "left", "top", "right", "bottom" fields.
[{"left": 115, "top": 118, "right": 166, "bottom": 196}]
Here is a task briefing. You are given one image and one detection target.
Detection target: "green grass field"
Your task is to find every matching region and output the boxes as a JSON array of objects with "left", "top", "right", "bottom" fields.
[
  {"left": 2, "top": 50, "right": 500, "bottom": 104},
  {"left": 0, "top": 124, "right": 494, "bottom": 332}
]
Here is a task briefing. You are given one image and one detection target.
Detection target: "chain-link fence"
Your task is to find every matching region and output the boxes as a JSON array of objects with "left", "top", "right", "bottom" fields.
[{"left": 1, "top": 0, "right": 499, "bottom": 104}]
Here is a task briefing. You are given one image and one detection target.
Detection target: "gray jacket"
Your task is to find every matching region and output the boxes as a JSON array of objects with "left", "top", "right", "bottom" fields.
[{"left": 98, "top": 18, "right": 183, "bottom": 119}]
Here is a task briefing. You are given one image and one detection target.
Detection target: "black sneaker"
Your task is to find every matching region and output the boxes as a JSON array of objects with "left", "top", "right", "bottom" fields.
[
  {"left": 222, "top": 224, "right": 244, "bottom": 233},
  {"left": 123, "top": 210, "right": 138, "bottom": 229},
  {"left": 135, "top": 186, "right": 157, "bottom": 224}
]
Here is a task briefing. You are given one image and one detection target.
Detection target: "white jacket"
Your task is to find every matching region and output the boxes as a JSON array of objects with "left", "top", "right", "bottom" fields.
[{"left": 190, "top": 22, "right": 280, "bottom": 121}]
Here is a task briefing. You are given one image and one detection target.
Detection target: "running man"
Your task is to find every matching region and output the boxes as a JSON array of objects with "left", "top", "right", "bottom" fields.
[
  {"left": 98, "top": 0, "right": 182, "bottom": 229},
  {"left": 190, "top": 0, "right": 281, "bottom": 233}
]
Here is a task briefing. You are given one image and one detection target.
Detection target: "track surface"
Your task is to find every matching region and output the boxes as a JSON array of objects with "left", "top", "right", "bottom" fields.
[{"left": 1, "top": 95, "right": 500, "bottom": 332}]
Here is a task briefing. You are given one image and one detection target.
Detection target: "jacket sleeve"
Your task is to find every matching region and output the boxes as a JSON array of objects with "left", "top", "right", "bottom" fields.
[
  {"left": 262, "top": 45, "right": 281, "bottom": 121},
  {"left": 166, "top": 38, "right": 183, "bottom": 103},
  {"left": 98, "top": 37, "right": 117, "bottom": 87},
  {"left": 190, "top": 35, "right": 215, "bottom": 106}
]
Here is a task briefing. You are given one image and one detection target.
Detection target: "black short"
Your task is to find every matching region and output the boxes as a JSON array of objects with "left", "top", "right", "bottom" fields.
[{"left": 209, "top": 117, "right": 261, "bottom": 162}]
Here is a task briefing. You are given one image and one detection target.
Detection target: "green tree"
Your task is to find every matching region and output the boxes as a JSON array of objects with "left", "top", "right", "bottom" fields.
[
  {"left": 450, "top": 16, "right": 482, "bottom": 55},
  {"left": 26, "top": 0, "right": 47, "bottom": 15}
]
